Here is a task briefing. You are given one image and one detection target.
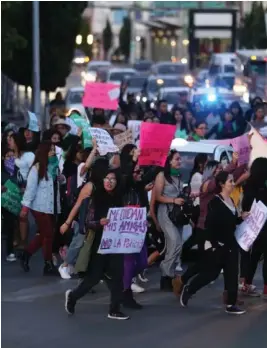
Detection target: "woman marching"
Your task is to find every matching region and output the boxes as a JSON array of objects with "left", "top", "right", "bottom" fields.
[
  {"left": 154, "top": 150, "right": 185, "bottom": 291},
  {"left": 64, "top": 168, "right": 130, "bottom": 320},
  {"left": 180, "top": 171, "right": 249, "bottom": 315}
]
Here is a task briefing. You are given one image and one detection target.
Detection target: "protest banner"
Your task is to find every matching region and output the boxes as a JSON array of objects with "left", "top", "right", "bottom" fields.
[
  {"left": 70, "top": 113, "right": 92, "bottom": 148},
  {"left": 114, "top": 129, "right": 133, "bottom": 150},
  {"left": 98, "top": 207, "right": 147, "bottom": 254},
  {"left": 1, "top": 179, "right": 22, "bottom": 216},
  {"left": 201, "top": 133, "right": 250, "bottom": 165},
  {"left": 235, "top": 200, "right": 267, "bottom": 251},
  {"left": 128, "top": 120, "right": 142, "bottom": 146},
  {"left": 139, "top": 123, "right": 176, "bottom": 167},
  {"left": 28, "top": 111, "right": 40, "bottom": 132},
  {"left": 83, "top": 82, "right": 119, "bottom": 110},
  {"left": 65, "top": 116, "right": 80, "bottom": 136},
  {"left": 248, "top": 127, "right": 267, "bottom": 166},
  {"left": 89, "top": 127, "right": 119, "bottom": 155}
]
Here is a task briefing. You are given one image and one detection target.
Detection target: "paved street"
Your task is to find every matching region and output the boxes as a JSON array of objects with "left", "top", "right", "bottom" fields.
[{"left": 2, "top": 252, "right": 267, "bottom": 348}]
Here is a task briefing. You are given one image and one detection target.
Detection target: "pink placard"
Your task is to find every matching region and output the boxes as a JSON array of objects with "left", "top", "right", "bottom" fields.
[
  {"left": 82, "top": 82, "right": 119, "bottom": 110},
  {"left": 201, "top": 134, "right": 250, "bottom": 165},
  {"left": 139, "top": 123, "right": 176, "bottom": 167}
]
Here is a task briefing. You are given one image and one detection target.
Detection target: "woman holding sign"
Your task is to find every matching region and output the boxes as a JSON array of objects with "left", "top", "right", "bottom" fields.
[
  {"left": 180, "top": 171, "right": 248, "bottom": 315},
  {"left": 154, "top": 150, "right": 185, "bottom": 291},
  {"left": 65, "top": 168, "right": 129, "bottom": 320}
]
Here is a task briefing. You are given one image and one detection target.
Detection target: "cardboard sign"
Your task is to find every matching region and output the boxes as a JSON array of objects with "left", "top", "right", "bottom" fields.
[
  {"left": 28, "top": 111, "right": 40, "bottom": 132},
  {"left": 235, "top": 200, "right": 267, "bottom": 251},
  {"left": 1, "top": 179, "right": 22, "bottom": 216},
  {"left": 249, "top": 127, "right": 267, "bottom": 166},
  {"left": 128, "top": 120, "right": 142, "bottom": 146},
  {"left": 139, "top": 123, "right": 176, "bottom": 167},
  {"left": 83, "top": 82, "right": 119, "bottom": 110},
  {"left": 114, "top": 129, "right": 133, "bottom": 150},
  {"left": 98, "top": 207, "right": 147, "bottom": 254},
  {"left": 89, "top": 127, "right": 119, "bottom": 155},
  {"left": 70, "top": 113, "right": 92, "bottom": 149}
]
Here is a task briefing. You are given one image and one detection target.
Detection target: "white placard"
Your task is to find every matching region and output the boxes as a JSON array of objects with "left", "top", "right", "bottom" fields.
[
  {"left": 89, "top": 127, "right": 119, "bottom": 155},
  {"left": 98, "top": 207, "right": 147, "bottom": 254},
  {"left": 127, "top": 120, "right": 142, "bottom": 146},
  {"left": 28, "top": 111, "right": 40, "bottom": 132},
  {"left": 235, "top": 200, "right": 267, "bottom": 251},
  {"left": 65, "top": 117, "right": 79, "bottom": 135}
]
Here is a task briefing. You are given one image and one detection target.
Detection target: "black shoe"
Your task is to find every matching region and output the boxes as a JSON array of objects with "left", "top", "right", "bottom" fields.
[
  {"left": 20, "top": 251, "right": 31, "bottom": 272},
  {"left": 225, "top": 306, "right": 246, "bottom": 315},
  {"left": 160, "top": 276, "right": 173, "bottom": 292},
  {"left": 123, "top": 289, "right": 143, "bottom": 309},
  {"left": 65, "top": 290, "right": 76, "bottom": 315},
  {"left": 108, "top": 311, "right": 130, "bottom": 320},
  {"left": 43, "top": 261, "right": 59, "bottom": 276},
  {"left": 180, "top": 285, "right": 191, "bottom": 307}
]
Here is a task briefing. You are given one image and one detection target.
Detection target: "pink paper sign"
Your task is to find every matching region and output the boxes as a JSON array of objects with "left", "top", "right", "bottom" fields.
[
  {"left": 201, "top": 134, "right": 250, "bottom": 165},
  {"left": 83, "top": 82, "right": 119, "bottom": 110},
  {"left": 139, "top": 123, "right": 176, "bottom": 167}
]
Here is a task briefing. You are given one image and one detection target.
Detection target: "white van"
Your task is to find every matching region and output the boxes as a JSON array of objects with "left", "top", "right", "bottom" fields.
[
  {"left": 208, "top": 53, "right": 237, "bottom": 77},
  {"left": 170, "top": 139, "right": 233, "bottom": 182}
]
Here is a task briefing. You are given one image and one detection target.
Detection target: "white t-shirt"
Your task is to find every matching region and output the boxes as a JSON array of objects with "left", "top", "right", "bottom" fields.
[
  {"left": 15, "top": 152, "right": 35, "bottom": 180},
  {"left": 190, "top": 172, "right": 203, "bottom": 206},
  {"left": 77, "top": 163, "right": 86, "bottom": 188}
]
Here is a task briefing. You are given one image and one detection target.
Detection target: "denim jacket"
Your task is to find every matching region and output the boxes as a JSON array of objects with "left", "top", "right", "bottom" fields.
[{"left": 22, "top": 165, "right": 61, "bottom": 214}]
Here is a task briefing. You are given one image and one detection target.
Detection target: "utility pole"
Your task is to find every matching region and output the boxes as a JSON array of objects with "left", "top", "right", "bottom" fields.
[{"left": 32, "top": 1, "right": 41, "bottom": 128}]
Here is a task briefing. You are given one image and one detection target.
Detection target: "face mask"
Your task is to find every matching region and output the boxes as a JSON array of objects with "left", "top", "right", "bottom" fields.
[
  {"left": 170, "top": 168, "right": 180, "bottom": 177},
  {"left": 4, "top": 157, "right": 15, "bottom": 176}
]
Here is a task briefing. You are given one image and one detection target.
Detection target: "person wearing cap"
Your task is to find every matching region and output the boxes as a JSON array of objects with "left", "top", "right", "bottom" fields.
[{"left": 53, "top": 118, "right": 81, "bottom": 153}]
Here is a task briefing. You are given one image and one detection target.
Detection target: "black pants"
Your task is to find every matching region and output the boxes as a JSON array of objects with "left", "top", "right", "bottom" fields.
[
  {"left": 71, "top": 252, "right": 124, "bottom": 312},
  {"left": 2, "top": 208, "right": 16, "bottom": 255},
  {"left": 240, "top": 248, "right": 251, "bottom": 279},
  {"left": 246, "top": 230, "right": 267, "bottom": 285},
  {"left": 187, "top": 244, "right": 239, "bottom": 305}
]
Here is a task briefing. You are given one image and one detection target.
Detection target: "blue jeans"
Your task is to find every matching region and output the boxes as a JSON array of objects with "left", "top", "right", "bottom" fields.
[{"left": 65, "top": 222, "right": 85, "bottom": 265}]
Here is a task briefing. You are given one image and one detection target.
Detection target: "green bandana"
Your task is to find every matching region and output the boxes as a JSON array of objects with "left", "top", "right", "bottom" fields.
[
  {"left": 191, "top": 133, "right": 204, "bottom": 142},
  {"left": 48, "top": 156, "right": 59, "bottom": 181},
  {"left": 170, "top": 168, "right": 181, "bottom": 177}
]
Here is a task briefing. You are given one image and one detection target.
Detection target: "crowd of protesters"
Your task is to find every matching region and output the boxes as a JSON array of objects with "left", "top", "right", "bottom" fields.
[{"left": 1, "top": 90, "right": 267, "bottom": 320}]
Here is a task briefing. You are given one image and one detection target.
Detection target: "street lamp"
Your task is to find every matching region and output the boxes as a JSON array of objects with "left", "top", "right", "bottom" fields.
[
  {"left": 76, "top": 35, "right": 82, "bottom": 45},
  {"left": 87, "top": 34, "right": 93, "bottom": 45}
]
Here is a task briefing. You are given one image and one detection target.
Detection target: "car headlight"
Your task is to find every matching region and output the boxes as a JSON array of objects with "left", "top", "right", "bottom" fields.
[
  {"left": 184, "top": 75, "right": 194, "bottom": 85},
  {"left": 142, "top": 96, "right": 147, "bottom": 102},
  {"left": 136, "top": 95, "right": 141, "bottom": 102},
  {"left": 150, "top": 102, "right": 155, "bottom": 108},
  {"left": 233, "top": 84, "right": 247, "bottom": 94},
  {"left": 207, "top": 94, "right": 216, "bottom": 102}
]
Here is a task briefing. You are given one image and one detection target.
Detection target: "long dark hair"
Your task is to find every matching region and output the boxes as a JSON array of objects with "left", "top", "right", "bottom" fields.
[
  {"left": 215, "top": 171, "right": 230, "bottom": 193},
  {"left": 31, "top": 141, "right": 52, "bottom": 181},
  {"left": 173, "top": 107, "right": 188, "bottom": 132},
  {"left": 189, "top": 153, "right": 208, "bottom": 183},
  {"left": 120, "top": 144, "right": 136, "bottom": 173},
  {"left": 10, "top": 133, "right": 26, "bottom": 157},
  {"left": 164, "top": 150, "right": 180, "bottom": 184},
  {"left": 246, "top": 158, "right": 267, "bottom": 190}
]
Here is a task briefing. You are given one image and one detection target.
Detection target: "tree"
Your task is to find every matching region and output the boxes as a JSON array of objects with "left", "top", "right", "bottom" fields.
[
  {"left": 239, "top": 2, "right": 267, "bottom": 49},
  {"left": 119, "top": 17, "right": 131, "bottom": 62},
  {"left": 1, "top": 2, "right": 27, "bottom": 61},
  {"left": 102, "top": 19, "right": 113, "bottom": 60},
  {"left": 2, "top": 2, "right": 86, "bottom": 91}
]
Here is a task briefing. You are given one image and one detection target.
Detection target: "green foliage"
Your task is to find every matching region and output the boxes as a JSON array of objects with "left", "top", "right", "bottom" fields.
[
  {"left": 1, "top": 2, "right": 27, "bottom": 61},
  {"left": 239, "top": 2, "right": 267, "bottom": 49},
  {"left": 102, "top": 19, "right": 113, "bottom": 59},
  {"left": 119, "top": 17, "right": 131, "bottom": 61},
  {"left": 2, "top": 1, "right": 86, "bottom": 91}
]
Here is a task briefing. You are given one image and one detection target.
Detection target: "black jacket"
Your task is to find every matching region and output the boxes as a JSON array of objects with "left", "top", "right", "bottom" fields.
[{"left": 205, "top": 195, "right": 242, "bottom": 248}]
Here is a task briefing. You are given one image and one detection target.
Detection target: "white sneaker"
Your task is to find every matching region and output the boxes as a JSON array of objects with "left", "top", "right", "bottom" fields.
[
  {"left": 138, "top": 271, "right": 149, "bottom": 283},
  {"left": 67, "top": 265, "right": 75, "bottom": 275},
  {"left": 58, "top": 264, "right": 71, "bottom": 279},
  {"left": 52, "top": 255, "right": 58, "bottom": 267},
  {"left": 131, "top": 282, "right": 145, "bottom": 293},
  {"left": 175, "top": 264, "right": 183, "bottom": 272},
  {"left": 6, "top": 253, "right": 16, "bottom": 262}
]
